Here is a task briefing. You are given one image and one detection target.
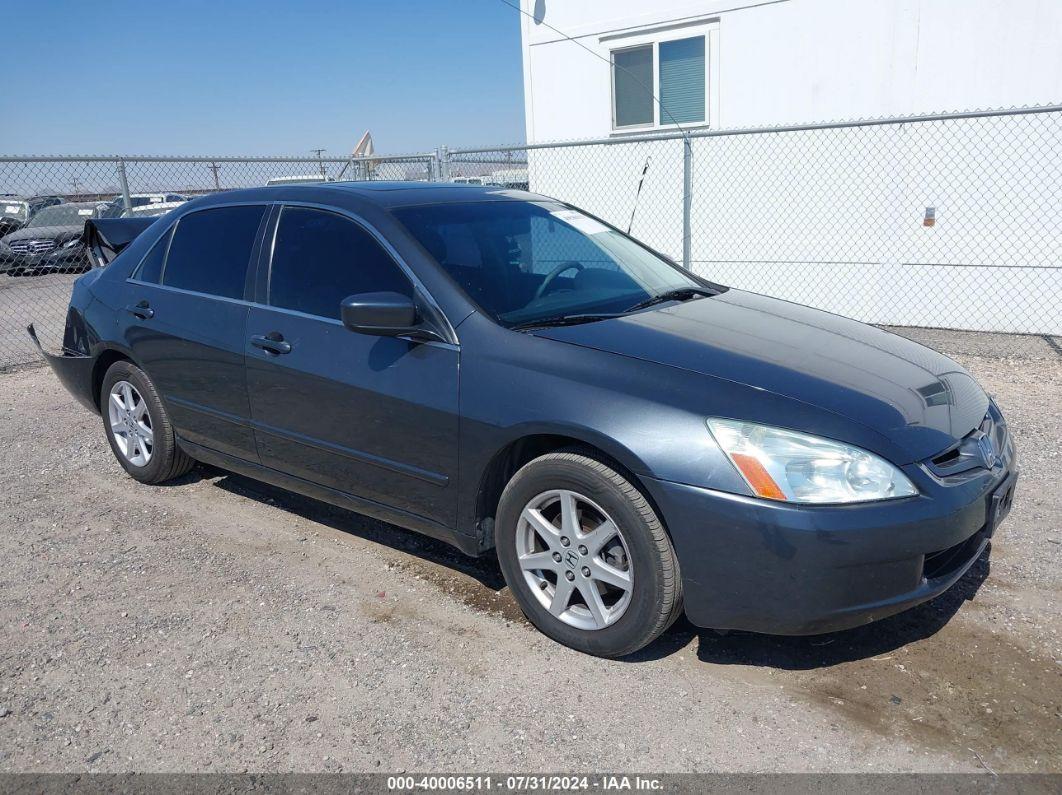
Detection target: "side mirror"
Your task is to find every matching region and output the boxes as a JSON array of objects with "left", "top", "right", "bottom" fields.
[{"left": 340, "top": 291, "right": 420, "bottom": 337}]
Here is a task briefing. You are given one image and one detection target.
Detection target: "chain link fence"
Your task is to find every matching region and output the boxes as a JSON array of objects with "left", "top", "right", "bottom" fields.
[
  {"left": 1, "top": 105, "right": 1059, "bottom": 368},
  {"left": 0, "top": 153, "right": 436, "bottom": 367},
  {"left": 454, "top": 105, "right": 1062, "bottom": 338}
]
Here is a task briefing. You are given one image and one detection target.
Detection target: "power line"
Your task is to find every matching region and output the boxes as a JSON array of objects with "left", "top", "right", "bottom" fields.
[
  {"left": 311, "top": 148, "right": 327, "bottom": 179},
  {"left": 491, "top": 0, "right": 692, "bottom": 143},
  {"left": 493, "top": 0, "right": 691, "bottom": 234},
  {"left": 209, "top": 161, "right": 224, "bottom": 191}
]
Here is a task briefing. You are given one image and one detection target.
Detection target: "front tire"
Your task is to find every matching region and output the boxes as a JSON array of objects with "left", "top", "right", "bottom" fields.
[
  {"left": 100, "top": 360, "right": 194, "bottom": 484},
  {"left": 495, "top": 451, "right": 682, "bottom": 657}
]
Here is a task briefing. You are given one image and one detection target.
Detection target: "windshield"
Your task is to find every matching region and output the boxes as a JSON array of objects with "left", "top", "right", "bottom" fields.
[
  {"left": 2, "top": 201, "right": 27, "bottom": 220},
  {"left": 393, "top": 201, "right": 702, "bottom": 327},
  {"left": 28, "top": 204, "right": 96, "bottom": 228}
]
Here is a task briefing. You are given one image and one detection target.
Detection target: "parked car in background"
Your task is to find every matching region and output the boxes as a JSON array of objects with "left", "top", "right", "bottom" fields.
[
  {"left": 0, "top": 194, "right": 64, "bottom": 238},
  {"left": 34, "top": 183, "right": 1017, "bottom": 657},
  {"left": 265, "top": 175, "right": 336, "bottom": 186},
  {"left": 0, "top": 201, "right": 105, "bottom": 276},
  {"left": 481, "top": 169, "right": 530, "bottom": 190},
  {"left": 121, "top": 200, "right": 187, "bottom": 218},
  {"left": 101, "top": 193, "right": 188, "bottom": 218}
]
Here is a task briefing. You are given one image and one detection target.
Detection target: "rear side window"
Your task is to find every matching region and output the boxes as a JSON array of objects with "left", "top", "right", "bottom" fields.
[
  {"left": 268, "top": 206, "right": 412, "bottom": 320},
  {"left": 162, "top": 205, "right": 265, "bottom": 299},
  {"left": 134, "top": 227, "right": 173, "bottom": 283}
]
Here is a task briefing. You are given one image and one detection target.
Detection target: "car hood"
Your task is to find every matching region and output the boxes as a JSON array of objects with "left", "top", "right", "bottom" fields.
[
  {"left": 2, "top": 224, "right": 83, "bottom": 242},
  {"left": 534, "top": 289, "right": 989, "bottom": 463}
]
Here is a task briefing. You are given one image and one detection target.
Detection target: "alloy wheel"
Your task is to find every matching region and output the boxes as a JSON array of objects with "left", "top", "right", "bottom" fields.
[
  {"left": 107, "top": 380, "right": 153, "bottom": 467},
  {"left": 515, "top": 489, "right": 633, "bottom": 630}
]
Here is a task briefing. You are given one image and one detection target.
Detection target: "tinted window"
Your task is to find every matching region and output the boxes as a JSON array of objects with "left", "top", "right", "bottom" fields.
[
  {"left": 135, "top": 227, "right": 173, "bottom": 283},
  {"left": 163, "top": 205, "right": 265, "bottom": 299},
  {"left": 268, "top": 207, "right": 412, "bottom": 320}
]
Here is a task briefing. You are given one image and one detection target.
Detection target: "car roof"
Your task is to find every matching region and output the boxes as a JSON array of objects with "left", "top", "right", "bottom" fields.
[
  {"left": 56, "top": 200, "right": 106, "bottom": 209},
  {"left": 184, "top": 181, "right": 549, "bottom": 211},
  {"left": 323, "top": 181, "right": 539, "bottom": 203},
  {"left": 3, "top": 194, "right": 60, "bottom": 201}
]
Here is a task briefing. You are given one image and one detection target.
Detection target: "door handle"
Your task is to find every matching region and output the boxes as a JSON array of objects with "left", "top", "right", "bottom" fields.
[
  {"left": 125, "top": 301, "right": 154, "bottom": 320},
  {"left": 250, "top": 333, "right": 292, "bottom": 355}
]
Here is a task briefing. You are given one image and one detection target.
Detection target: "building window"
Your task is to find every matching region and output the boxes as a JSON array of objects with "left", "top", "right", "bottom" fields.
[
  {"left": 611, "top": 33, "right": 708, "bottom": 131},
  {"left": 612, "top": 46, "right": 654, "bottom": 128},
  {"left": 659, "top": 36, "right": 705, "bottom": 125}
]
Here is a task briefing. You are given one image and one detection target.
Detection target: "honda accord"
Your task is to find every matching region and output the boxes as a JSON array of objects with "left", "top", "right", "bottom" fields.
[{"left": 32, "top": 182, "right": 1017, "bottom": 657}]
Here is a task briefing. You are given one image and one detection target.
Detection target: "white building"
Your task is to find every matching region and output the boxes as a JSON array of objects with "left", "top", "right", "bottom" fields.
[
  {"left": 517, "top": 0, "right": 1062, "bottom": 333},
  {"left": 519, "top": 0, "right": 1062, "bottom": 140}
]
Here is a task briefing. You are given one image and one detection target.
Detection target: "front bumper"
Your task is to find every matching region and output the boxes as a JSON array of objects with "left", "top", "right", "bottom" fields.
[
  {"left": 4, "top": 248, "right": 89, "bottom": 274},
  {"left": 643, "top": 455, "right": 1017, "bottom": 635}
]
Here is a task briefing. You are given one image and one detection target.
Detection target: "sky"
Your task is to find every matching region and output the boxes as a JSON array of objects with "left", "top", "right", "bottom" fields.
[{"left": 1, "top": 0, "right": 526, "bottom": 157}]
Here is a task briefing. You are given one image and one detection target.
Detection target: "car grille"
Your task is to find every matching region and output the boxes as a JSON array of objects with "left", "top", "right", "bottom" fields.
[
  {"left": 925, "top": 404, "right": 1010, "bottom": 480},
  {"left": 8, "top": 239, "right": 56, "bottom": 255}
]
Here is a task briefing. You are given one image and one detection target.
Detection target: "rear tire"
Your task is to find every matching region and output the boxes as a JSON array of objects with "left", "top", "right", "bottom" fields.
[
  {"left": 495, "top": 451, "right": 682, "bottom": 657},
  {"left": 100, "top": 360, "right": 194, "bottom": 484}
]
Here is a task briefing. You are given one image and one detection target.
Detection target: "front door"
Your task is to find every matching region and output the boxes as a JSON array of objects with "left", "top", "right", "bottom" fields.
[{"left": 245, "top": 205, "right": 459, "bottom": 528}]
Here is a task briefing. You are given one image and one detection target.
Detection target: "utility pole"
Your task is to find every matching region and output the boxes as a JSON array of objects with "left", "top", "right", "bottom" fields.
[
  {"left": 70, "top": 177, "right": 81, "bottom": 198},
  {"left": 311, "top": 148, "right": 327, "bottom": 179},
  {"left": 207, "top": 162, "right": 221, "bottom": 191}
]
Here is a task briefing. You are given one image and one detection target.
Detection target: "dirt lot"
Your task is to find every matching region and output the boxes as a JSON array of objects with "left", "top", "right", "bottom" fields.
[{"left": 0, "top": 328, "right": 1058, "bottom": 773}]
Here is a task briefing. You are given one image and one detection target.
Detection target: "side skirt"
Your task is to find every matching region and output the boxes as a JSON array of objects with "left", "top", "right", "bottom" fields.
[{"left": 178, "top": 436, "right": 481, "bottom": 557}]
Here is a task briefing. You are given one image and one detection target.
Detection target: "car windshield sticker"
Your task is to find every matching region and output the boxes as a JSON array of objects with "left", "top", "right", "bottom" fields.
[{"left": 551, "top": 209, "right": 610, "bottom": 236}]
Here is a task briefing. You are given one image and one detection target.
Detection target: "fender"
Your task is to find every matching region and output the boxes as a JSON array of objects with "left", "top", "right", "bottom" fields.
[
  {"left": 489, "top": 419, "right": 655, "bottom": 478},
  {"left": 457, "top": 417, "right": 665, "bottom": 549}
]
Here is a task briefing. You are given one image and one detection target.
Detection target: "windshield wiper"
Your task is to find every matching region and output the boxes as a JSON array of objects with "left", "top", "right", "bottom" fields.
[
  {"left": 624, "top": 287, "right": 714, "bottom": 313},
  {"left": 509, "top": 312, "right": 625, "bottom": 332}
]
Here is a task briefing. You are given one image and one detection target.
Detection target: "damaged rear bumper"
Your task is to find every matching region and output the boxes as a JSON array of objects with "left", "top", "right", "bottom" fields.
[{"left": 27, "top": 323, "right": 97, "bottom": 413}]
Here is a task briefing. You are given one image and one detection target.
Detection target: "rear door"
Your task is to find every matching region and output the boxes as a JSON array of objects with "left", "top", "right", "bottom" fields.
[
  {"left": 245, "top": 205, "right": 459, "bottom": 528},
  {"left": 121, "top": 203, "right": 268, "bottom": 461}
]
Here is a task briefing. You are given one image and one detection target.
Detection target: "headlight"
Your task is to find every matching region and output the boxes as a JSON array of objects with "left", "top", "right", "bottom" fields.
[
  {"left": 707, "top": 418, "right": 918, "bottom": 504},
  {"left": 61, "top": 238, "right": 81, "bottom": 249}
]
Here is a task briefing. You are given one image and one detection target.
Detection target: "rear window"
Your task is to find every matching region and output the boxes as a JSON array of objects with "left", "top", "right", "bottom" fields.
[
  {"left": 162, "top": 205, "right": 265, "bottom": 299},
  {"left": 135, "top": 227, "right": 173, "bottom": 283}
]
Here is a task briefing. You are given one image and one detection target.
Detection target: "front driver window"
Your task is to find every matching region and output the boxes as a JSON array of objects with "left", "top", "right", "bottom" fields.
[{"left": 268, "top": 206, "right": 413, "bottom": 321}]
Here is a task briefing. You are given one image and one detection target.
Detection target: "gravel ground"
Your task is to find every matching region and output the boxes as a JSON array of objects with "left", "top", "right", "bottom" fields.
[{"left": 0, "top": 328, "right": 1058, "bottom": 773}]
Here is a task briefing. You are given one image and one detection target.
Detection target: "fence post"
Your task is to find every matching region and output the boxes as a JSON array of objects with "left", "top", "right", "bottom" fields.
[
  {"left": 439, "top": 146, "right": 451, "bottom": 182},
  {"left": 117, "top": 159, "right": 133, "bottom": 212},
  {"left": 682, "top": 140, "right": 692, "bottom": 271}
]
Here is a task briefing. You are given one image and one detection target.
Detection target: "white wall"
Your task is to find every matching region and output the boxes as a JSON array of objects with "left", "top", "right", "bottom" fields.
[
  {"left": 518, "top": 0, "right": 1062, "bottom": 333},
  {"left": 521, "top": 0, "right": 1062, "bottom": 141}
]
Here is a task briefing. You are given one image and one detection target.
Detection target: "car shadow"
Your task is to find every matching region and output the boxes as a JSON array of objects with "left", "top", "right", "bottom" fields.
[
  {"left": 192, "top": 463, "right": 990, "bottom": 671},
  {"left": 203, "top": 466, "right": 508, "bottom": 591}
]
